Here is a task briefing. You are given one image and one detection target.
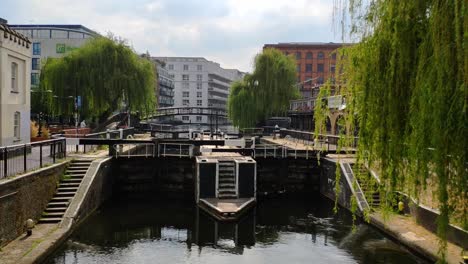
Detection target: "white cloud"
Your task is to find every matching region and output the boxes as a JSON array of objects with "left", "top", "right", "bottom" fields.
[{"left": 2, "top": 0, "right": 339, "bottom": 72}]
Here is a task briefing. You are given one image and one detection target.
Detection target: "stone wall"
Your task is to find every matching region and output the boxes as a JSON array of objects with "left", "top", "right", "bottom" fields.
[{"left": 0, "top": 161, "right": 68, "bottom": 246}]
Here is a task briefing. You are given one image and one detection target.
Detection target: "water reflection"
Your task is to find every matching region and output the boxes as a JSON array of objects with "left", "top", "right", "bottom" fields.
[{"left": 46, "top": 197, "right": 428, "bottom": 264}]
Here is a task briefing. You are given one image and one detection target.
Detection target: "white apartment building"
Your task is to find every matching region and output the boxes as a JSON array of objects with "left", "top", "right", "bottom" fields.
[
  {"left": 153, "top": 57, "right": 243, "bottom": 124},
  {"left": 0, "top": 20, "right": 32, "bottom": 146},
  {"left": 8, "top": 24, "right": 98, "bottom": 89}
]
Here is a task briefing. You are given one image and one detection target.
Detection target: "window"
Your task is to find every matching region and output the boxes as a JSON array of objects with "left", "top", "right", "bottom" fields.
[
  {"left": 169, "top": 74, "right": 175, "bottom": 79},
  {"left": 182, "top": 100, "right": 189, "bottom": 106},
  {"left": 182, "top": 74, "right": 189, "bottom": 81},
  {"left": 306, "top": 64, "right": 312, "bottom": 72},
  {"left": 196, "top": 116, "right": 202, "bottom": 122},
  {"left": 11, "top": 62, "right": 18, "bottom": 92},
  {"left": 183, "top": 64, "right": 189, "bottom": 71},
  {"left": 196, "top": 82, "right": 202, "bottom": 89},
  {"left": 183, "top": 91, "right": 189, "bottom": 97},
  {"left": 31, "top": 73, "right": 40, "bottom": 86},
  {"left": 331, "top": 53, "right": 337, "bottom": 60},
  {"left": 32, "top": 58, "right": 40, "bottom": 70},
  {"left": 182, "top": 116, "right": 189, "bottom": 121},
  {"left": 197, "top": 74, "right": 203, "bottom": 81},
  {"left": 168, "top": 64, "right": 174, "bottom": 70},
  {"left": 317, "top": 63, "right": 324, "bottom": 72},
  {"left": 197, "top": 65, "right": 203, "bottom": 71},
  {"left": 330, "top": 64, "right": 336, "bottom": 73},
  {"left": 14, "top": 112, "right": 20, "bottom": 140},
  {"left": 33, "top": 42, "right": 41, "bottom": 55},
  {"left": 197, "top": 100, "right": 202, "bottom": 106},
  {"left": 296, "top": 64, "right": 301, "bottom": 72},
  {"left": 317, "top": 52, "right": 324, "bottom": 59},
  {"left": 296, "top": 52, "right": 301, "bottom": 60},
  {"left": 318, "top": 76, "right": 324, "bottom": 84},
  {"left": 182, "top": 82, "right": 189, "bottom": 89},
  {"left": 197, "top": 92, "right": 202, "bottom": 98},
  {"left": 306, "top": 52, "right": 313, "bottom": 59}
]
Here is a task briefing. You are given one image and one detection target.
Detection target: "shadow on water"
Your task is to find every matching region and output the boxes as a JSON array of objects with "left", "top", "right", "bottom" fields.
[{"left": 45, "top": 196, "right": 429, "bottom": 264}]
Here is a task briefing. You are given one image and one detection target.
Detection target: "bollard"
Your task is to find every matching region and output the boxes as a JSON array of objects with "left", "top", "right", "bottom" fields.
[
  {"left": 119, "top": 128, "right": 123, "bottom": 139},
  {"left": 25, "top": 219, "right": 34, "bottom": 236},
  {"left": 106, "top": 129, "right": 110, "bottom": 139}
]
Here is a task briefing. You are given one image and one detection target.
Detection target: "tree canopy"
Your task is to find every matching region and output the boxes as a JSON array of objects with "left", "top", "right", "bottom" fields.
[
  {"left": 228, "top": 48, "right": 299, "bottom": 128},
  {"left": 35, "top": 36, "right": 157, "bottom": 120},
  {"left": 329, "top": 0, "right": 466, "bottom": 259}
]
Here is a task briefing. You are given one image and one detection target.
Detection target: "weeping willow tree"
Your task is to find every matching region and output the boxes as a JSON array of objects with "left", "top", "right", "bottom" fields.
[
  {"left": 228, "top": 48, "right": 299, "bottom": 128},
  {"left": 326, "top": 0, "right": 466, "bottom": 261},
  {"left": 37, "top": 36, "right": 156, "bottom": 120}
]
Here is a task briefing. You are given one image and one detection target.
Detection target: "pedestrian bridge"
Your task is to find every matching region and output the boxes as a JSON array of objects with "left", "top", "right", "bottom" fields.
[{"left": 145, "top": 107, "right": 227, "bottom": 120}]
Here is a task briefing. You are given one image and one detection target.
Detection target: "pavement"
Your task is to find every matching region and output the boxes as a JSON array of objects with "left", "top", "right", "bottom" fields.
[
  {"left": 370, "top": 212, "right": 465, "bottom": 264},
  {"left": 0, "top": 224, "right": 67, "bottom": 264}
]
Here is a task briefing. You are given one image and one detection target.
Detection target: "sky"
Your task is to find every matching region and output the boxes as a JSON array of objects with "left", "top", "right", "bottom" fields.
[{"left": 0, "top": 0, "right": 341, "bottom": 72}]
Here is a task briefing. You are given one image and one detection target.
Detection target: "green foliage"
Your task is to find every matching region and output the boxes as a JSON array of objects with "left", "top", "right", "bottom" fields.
[
  {"left": 36, "top": 37, "right": 157, "bottom": 119},
  {"left": 333, "top": 0, "right": 467, "bottom": 260},
  {"left": 228, "top": 48, "right": 299, "bottom": 128}
]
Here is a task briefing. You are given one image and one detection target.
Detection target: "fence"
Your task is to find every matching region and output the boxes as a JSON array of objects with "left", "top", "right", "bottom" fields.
[
  {"left": 158, "top": 143, "right": 194, "bottom": 158},
  {"left": 0, "top": 138, "right": 66, "bottom": 179},
  {"left": 54, "top": 128, "right": 135, "bottom": 154},
  {"left": 113, "top": 143, "right": 156, "bottom": 158},
  {"left": 280, "top": 129, "right": 359, "bottom": 151}
]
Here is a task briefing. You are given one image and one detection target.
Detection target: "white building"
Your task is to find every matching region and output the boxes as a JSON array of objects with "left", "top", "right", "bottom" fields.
[
  {"left": 153, "top": 57, "right": 244, "bottom": 124},
  {"left": 0, "top": 20, "right": 32, "bottom": 146},
  {"left": 8, "top": 24, "right": 98, "bottom": 89}
]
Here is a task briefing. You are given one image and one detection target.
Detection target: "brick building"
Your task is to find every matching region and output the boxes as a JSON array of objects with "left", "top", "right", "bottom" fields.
[{"left": 263, "top": 42, "right": 345, "bottom": 98}]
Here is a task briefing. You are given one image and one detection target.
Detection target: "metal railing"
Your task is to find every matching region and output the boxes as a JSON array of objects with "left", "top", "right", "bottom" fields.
[
  {"left": 158, "top": 143, "right": 194, "bottom": 158},
  {"left": 253, "top": 144, "right": 319, "bottom": 159},
  {"left": 0, "top": 138, "right": 66, "bottom": 179},
  {"left": 280, "top": 129, "right": 359, "bottom": 151},
  {"left": 113, "top": 143, "right": 156, "bottom": 158}
]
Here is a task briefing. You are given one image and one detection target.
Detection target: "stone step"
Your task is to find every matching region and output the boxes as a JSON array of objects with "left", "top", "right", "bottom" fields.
[
  {"left": 48, "top": 201, "right": 69, "bottom": 207},
  {"left": 57, "top": 187, "right": 78, "bottom": 192},
  {"left": 219, "top": 189, "right": 236, "bottom": 195},
  {"left": 42, "top": 212, "right": 65, "bottom": 218},
  {"left": 55, "top": 192, "right": 76, "bottom": 197},
  {"left": 68, "top": 175, "right": 85, "bottom": 179},
  {"left": 64, "top": 171, "right": 86, "bottom": 176},
  {"left": 38, "top": 218, "right": 62, "bottom": 224},
  {"left": 61, "top": 179, "right": 82, "bottom": 183},
  {"left": 59, "top": 183, "right": 80, "bottom": 188},
  {"left": 45, "top": 207, "right": 68, "bottom": 213}
]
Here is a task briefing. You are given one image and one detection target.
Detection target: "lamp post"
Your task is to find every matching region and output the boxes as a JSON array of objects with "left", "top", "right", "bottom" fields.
[{"left": 31, "top": 89, "right": 52, "bottom": 137}]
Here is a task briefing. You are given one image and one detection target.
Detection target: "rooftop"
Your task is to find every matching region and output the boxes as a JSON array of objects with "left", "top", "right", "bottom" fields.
[
  {"left": 8, "top": 24, "right": 98, "bottom": 36},
  {"left": 0, "top": 22, "right": 31, "bottom": 45}
]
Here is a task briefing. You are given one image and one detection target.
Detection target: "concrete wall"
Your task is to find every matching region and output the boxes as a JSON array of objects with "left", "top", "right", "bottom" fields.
[
  {"left": 62, "top": 158, "right": 113, "bottom": 229},
  {"left": 319, "top": 158, "right": 354, "bottom": 211},
  {"left": 0, "top": 161, "right": 68, "bottom": 246}
]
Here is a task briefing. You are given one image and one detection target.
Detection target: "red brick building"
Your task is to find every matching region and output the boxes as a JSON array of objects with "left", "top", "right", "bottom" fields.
[{"left": 263, "top": 42, "right": 345, "bottom": 98}]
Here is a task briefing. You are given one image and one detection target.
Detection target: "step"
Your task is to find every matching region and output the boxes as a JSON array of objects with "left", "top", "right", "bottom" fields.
[
  {"left": 59, "top": 183, "right": 80, "bottom": 187},
  {"left": 219, "top": 179, "right": 235, "bottom": 184},
  {"left": 64, "top": 171, "right": 86, "bottom": 176},
  {"left": 219, "top": 190, "right": 236, "bottom": 195},
  {"left": 45, "top": 207, "right": 68, "bottom": 213},
  {"left": 57, "top": 187, "right": 78, "bottom": 192},
  {"left": 61, "top": 179, "right": 82, "bottom": 183},
  {"left": 38, "top": 218, "right": 62, "bottom": 224},
  {"left": 218, "top": 194, "right": 237, "bottom": 199},
  {"left": 55, "top": 192, "right": 76, "bottom": 197},
  {"left": 68, "top": 175, "right": 85, "bottom": 179},
  {"left": 219, "top": 183, "right": 236, "bottom": 188},
  {"left": 50, "top": 197, "right": 71, "bottom": 203},
  {"left": 42, "top": 212, "right": 65, "bottom": 218}
]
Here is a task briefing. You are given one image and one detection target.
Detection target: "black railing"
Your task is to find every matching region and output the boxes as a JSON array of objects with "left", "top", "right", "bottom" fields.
[
  {"left": 280, "top": 129, "right": 359, "bottom": 151},
  {"left": 0, "top": 138, "right": 66, "bottom": 179}
]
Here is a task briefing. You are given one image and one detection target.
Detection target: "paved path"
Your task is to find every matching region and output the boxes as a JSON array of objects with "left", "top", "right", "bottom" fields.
[{"left": 370, "top": 212, "right": 464, "bottom": 264}]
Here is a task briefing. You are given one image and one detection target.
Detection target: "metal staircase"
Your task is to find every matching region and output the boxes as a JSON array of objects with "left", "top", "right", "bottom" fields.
[
  {"left": 218, "top": 161, "right": 237, "bottom": 199},
  {"left": 38, "top": 159, "right": 92, "bottom": 224}
]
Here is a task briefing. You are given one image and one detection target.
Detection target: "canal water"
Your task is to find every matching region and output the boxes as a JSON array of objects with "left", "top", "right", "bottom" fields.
[{"left": 45, "top": 196, "right": 428, "bottom": 264}]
